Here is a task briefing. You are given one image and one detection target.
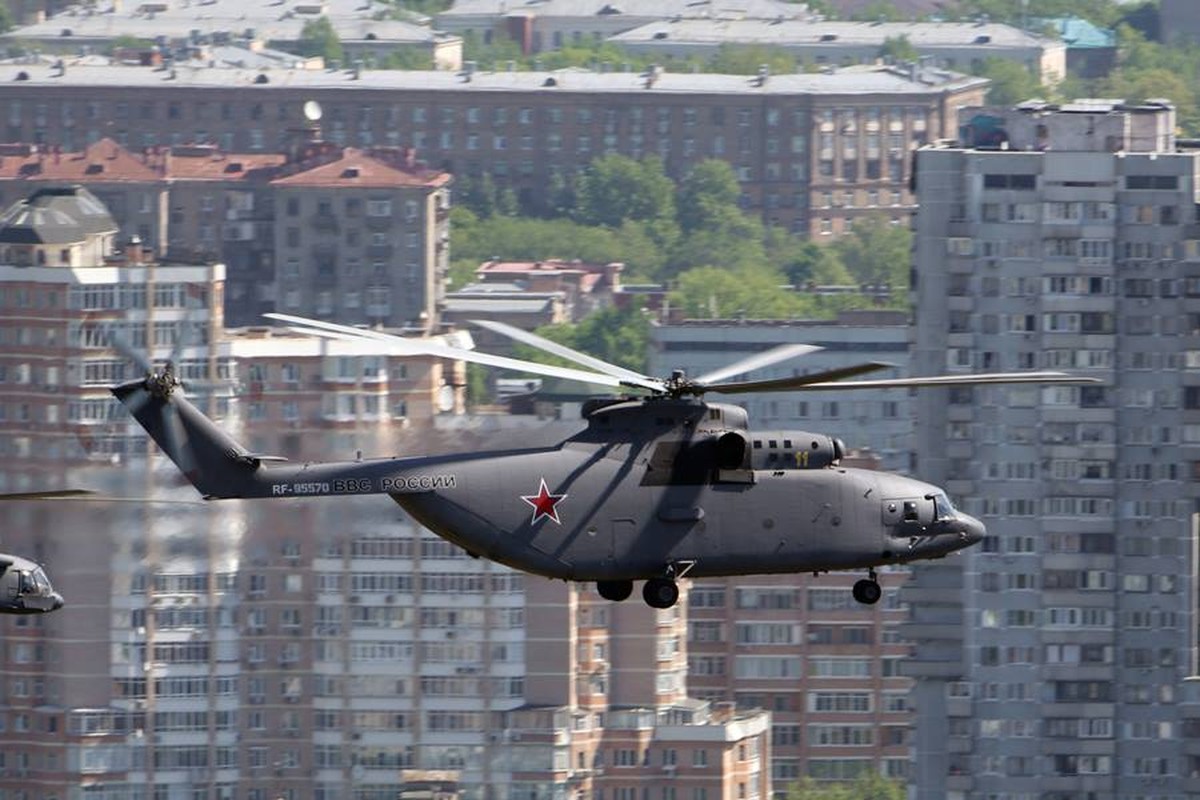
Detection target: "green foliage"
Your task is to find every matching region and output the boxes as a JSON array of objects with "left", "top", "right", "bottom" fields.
[
  {"left": 396, "top": 0, "right": 452, "bottom": 15},
  {"left": 574, "top": 154, "right": 678, "bottom": 230},
  {"left": 831, "top": 215, "right": 911, "bottom": 291},
  {"left": 106, "top": 35, "right": 156, "bottom": 54},
  {"left": 854, "top": 2, "right": 907, "bottom": 22},
  {"left": 947, "top": 0, "right": 1124, "bottom": 27},
  {"left": 766, "top": 232, "right": 854, "bottom": 287},
  {"left": 972, "top": 58, "right": 1049, "bottom": 105},
  {"left": 294, "top": 17, "right": 343, "bottom": 63},
  {"left": 377, "top": 47, "right": 435, "bottom": 70},
  {"left": 460, "top": 30, "right": 526, "bottom": 70},
  {"left": 878, "top": 35, "right": 918, "bottom": 62},
  {"left": 706, "top": 44, "right": 797, "bottom": 75},
  {"left": 530, "top": 304, "right": 652, "bottom": 373},
  {"left": 784, "top": 773, "right": 905, "bottom": 800},
  {"left": 0, "top": 6, "right": 13, "bottom": 35},
  {"left": 676, "top": 159, "right": 742, "bottom": 234}
]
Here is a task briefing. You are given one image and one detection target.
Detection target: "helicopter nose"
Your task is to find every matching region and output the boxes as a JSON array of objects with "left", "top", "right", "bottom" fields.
[
  {"left": 50, "top": 593, "right": 64, "bottom": 611},
  {"left": 959, "top": 513, "right": 986, "bottom": 549}
]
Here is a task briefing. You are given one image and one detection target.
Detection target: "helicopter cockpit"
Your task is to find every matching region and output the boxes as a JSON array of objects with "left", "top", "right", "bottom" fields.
[{"left": 0, "top": 560, "right": 64, "bottom": 614}]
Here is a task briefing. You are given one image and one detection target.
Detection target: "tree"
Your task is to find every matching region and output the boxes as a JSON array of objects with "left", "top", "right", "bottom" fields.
[
  {"left": 784, "top": 773, "right": 905, "bottom": 800},
  {"left": 972, "top": 58, "right": 1048, "bottom": 106},
  {"left": 706, "top": 44, "right": 797, "bottom": 76},
  {"left": 295, "top": 17, "right": 343, "bottom": 64},
  {"left": 831, "top": 215, "right": 911, "bottom": 291},
  {"left": 878, "top": 35, "right": 918, "bottom": 63},
  {"left": 766, "top": 233, "right": 854, "bottom": 287},
  {"left": 677, "top": 159, "right": 742, "bottom": 234},
  {"left": 530, "top": 304, "right": 652, "bottom": 373},
  {"left": 574, "top": 154, "right": 677, "bottom": 230}
]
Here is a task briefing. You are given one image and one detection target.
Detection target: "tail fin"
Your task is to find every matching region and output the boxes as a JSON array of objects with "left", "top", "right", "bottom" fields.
[{"left": 111, "top": 379, "right": 261, "bottom": 499}]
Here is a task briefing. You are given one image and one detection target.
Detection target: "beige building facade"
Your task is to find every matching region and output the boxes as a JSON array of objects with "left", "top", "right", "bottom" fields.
[{"left": 0, "top": 62, "right": 987, "bottom": 237}]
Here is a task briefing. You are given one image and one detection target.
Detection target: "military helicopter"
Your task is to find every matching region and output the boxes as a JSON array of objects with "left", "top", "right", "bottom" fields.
[
  {"left": 111, "top": 313, "right": 1094, "bottom": 609},
  {"left": 0, "top": 491, "right": 77, "bottom": 614}
]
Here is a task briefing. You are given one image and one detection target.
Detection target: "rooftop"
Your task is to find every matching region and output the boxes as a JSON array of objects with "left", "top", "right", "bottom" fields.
[
  {"left": 612, "top": 18, "right": 1057, "bottom": 48},
  {"left": 0, "top": 138, "right": 450, "bottom": 188},
  {"left": 0, "top": 60, "right": 985, "bottom": 95},
  {"left": 6, "top": 0, "right": 452, "bottom": 46},
  {"left": 437, "top": 0, "right": 810, "bottom": 21}
]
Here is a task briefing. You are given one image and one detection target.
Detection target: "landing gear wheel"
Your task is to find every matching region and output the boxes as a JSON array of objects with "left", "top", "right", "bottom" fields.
[
  {"left": 852, "top": 578, "right": 882, "bottom": 605},
  {"left": 642, "top": 578, "right": 680, "bottom": 609},
  {"left": 597, "top": 579, "right": 634, "bottom": 602}
]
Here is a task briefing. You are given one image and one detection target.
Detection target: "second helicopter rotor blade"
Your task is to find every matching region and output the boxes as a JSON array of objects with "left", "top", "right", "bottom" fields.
[
  {"left": 790, "top": 371, "right": 1101, "bottom": 391},
  {"left": 468, "top": 318, "right": 662, "bottom": 390},
  {"left": 693, "top": 343, "right": 823, "bottom": 386},
  {"left": 705, "top": 362, "right": 896, "bottom": 394},
  {"left": 266, "top": 313, "right": 649, "bottom": 392}
]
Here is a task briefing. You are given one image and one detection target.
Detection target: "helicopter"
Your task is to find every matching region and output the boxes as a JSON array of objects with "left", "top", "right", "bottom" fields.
[
  {"left": 0, "top": 491, "right": 77, "bottom": 614},
  {"left": 111, "top": 313, "right": 1095, "bottom": 609}
]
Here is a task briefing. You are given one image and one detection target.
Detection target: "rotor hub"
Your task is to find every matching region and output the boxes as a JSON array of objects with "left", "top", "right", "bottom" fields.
[{"left": 146, "top": 364, "right": 180, "bottom": 399}]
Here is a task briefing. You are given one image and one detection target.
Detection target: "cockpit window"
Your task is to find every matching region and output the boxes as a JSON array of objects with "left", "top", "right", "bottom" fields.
[
  {"left": 18, "top": 571, "right": 34, "bottom": 594},
  {"left": 933, "top": 493, "right": 956, "bottom": 520},
  {"left": 32, "top": 567, "right": 49, "bottom": 593}
]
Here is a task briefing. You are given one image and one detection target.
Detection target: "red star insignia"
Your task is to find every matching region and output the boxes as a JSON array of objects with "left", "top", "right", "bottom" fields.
[{"left": 521, "top": 478, "right": 568, "bottom": 525}]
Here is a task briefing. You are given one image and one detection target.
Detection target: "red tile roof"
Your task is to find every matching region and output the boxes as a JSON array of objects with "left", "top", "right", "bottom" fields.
[
  {"left": 0, "top": 139, "right": 449, "bottom": 188},
  {"left": 270, "top": 147, "right": 450, "bottom": 188}
]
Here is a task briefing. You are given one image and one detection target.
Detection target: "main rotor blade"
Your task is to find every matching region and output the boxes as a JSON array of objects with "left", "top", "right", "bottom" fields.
[
  {"left": 0, "top": 490, "right": 96, "bottom": 501},
  {"left": 266, "top": 313, "right": 641, "bottom": 391},
  {"left": 792, "top": 371, "right": 1100, "bottom": 391},
  {"left": 468, "top": 318, "right": 663, "bottom": 391},
  {"left": 705, "top": 362, "right": 896, "bottom": 394},
  {"left": 693, "top": 343, "right": 823, "bottom": 386},
  {"left": 110, "top": 329, "right": 153, "bottom": 374}
]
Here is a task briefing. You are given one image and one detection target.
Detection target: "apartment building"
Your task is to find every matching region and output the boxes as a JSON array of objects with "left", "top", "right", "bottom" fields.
[
  {"left": 0, "top": 60, "right": 987, "bottom": 236},
  {"left": 906, "top": 99, "right": 1200, "bottom": 800},
  {"left": 433, "top": 0, "right": 810, "bottom": 55},
  {"left": 0, "top": 137, "right": 452, "bottom": 329},
  {"left": 612, "top": 20, "right": 1066, "bottom": 86}
]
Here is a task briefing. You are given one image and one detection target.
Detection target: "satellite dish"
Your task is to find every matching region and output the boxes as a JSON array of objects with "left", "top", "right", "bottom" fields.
[{"left": 303, "top": 100, "right": 323, "bottom": 122}]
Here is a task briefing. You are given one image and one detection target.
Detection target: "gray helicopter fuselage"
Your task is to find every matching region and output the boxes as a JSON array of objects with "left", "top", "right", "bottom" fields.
[{"left": 115, "top": 386, "right": 981, "bottom": 583}]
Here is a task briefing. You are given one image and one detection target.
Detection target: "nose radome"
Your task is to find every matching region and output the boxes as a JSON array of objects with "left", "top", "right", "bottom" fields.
[
  {"left": 51, "top": 593, "right": 64, "bottom": 611},
  {"left": 961, "top": 514, "right": 986, "bottom": 547}
]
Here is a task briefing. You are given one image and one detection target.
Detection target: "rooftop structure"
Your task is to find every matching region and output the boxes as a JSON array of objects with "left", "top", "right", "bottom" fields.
[
  {"left": 611, "top": 19, "right": 1066, "bottom": 85},
  {"left": 5, "top": 0, "right": 463, "bottom": 68},
  {"left": 435, "top": 0, "right": 812, "bottom": 54}
]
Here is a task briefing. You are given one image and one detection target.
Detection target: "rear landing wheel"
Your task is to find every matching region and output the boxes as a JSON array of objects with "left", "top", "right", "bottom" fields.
[
  {"left": 852, "top": 578, "right": 882, "bottom": 605},
  {"left": 643, "top": 578, "right": 679, "bottom": 609},
  {"left": 597, "top": 579, "right": 633, "bottom": 602}
]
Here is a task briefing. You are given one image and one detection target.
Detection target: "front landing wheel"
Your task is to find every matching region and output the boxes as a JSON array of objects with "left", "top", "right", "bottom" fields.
[
  {"left": 597, "top": 579, "right": 634, "bottom": 602},
  {"left": 643, "top": 578, "right": 680, "bottom": 609},
  {"left": 852, "top": 578, "right": 882, "bottom": 605}
]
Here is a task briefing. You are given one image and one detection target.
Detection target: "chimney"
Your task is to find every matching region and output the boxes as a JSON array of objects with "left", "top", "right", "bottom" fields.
[{"left": 125, "top": 234, "right": 144, "bottom": 264}]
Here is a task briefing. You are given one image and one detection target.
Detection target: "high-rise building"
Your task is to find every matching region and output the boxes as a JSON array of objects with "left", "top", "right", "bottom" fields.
[{"left": 906, "top": 98, "right": 1198, "bottom": 800}]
